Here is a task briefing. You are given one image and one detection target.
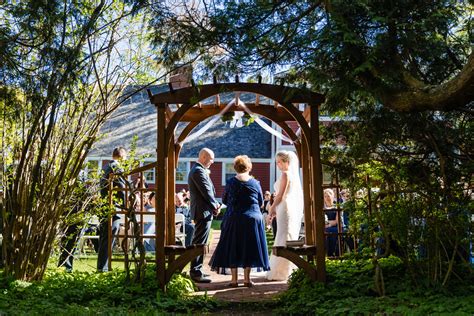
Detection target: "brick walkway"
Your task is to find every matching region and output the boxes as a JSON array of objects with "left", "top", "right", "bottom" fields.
[{"left": 191, "top": 230, "right": 288, "bottom": 302}]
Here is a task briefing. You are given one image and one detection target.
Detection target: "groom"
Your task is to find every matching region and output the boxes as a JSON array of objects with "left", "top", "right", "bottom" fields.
[{"left": 188, "top": 148, "right": 221, "bottom": 283}]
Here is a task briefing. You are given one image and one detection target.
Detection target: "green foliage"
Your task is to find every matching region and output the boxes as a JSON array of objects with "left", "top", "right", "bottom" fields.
[
  {"left": 276, "top": 258, "right": 474, "bottom": 315},
  {"left": 0, "top": 0, "right": 162, "bottom": 282},
  {"left": 165, "top": 273, "right": 196, "bottom": 299},
  {"left": 0, "top": 268, "right": 221, "bottom": 315},
  {"left": 220, "top": 112, "right": 256, "bottom": 127},
  {"left": 147, "top": 1, "right": 472, "bottom": 111},
  {"left": 320, "top": 106, "right": 472, "bottom": 285}
]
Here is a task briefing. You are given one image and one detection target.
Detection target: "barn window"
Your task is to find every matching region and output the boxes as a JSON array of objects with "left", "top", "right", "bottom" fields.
[
  {"left": 85, "top": 159, "right": 102, "bottom": 178},
  {"left": 176, "top": 161, "right": 189, "bottom": 184},
  {"left": 144, "top": 169, "right": 155, "bottom": 183},
  {"left": 223, "top": 162, "right": 237, "bottom": 185}
]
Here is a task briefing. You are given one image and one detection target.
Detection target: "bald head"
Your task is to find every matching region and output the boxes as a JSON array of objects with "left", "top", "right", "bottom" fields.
[{"left": 198, "top": 148, "right": 215, "bottom": 168}]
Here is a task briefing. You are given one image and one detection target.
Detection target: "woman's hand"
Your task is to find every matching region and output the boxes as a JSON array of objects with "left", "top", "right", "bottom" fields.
[
  {"left": 267, "top": 211, "right": 275, "bottom": 224},
  {"left": 269, "top": 205, "right": 276, "bottom": 217}
]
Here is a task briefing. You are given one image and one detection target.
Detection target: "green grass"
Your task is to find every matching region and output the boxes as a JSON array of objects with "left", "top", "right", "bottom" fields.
[
  {"left": 50, "top": 254, "right": 156, "bottom": 273},
  {"left": 210, "top": 219, "right": 222, "bottom": 230},
  {"left": 3, "top": 255, "right": 473, "bottom": 315},
  {"left": 2, "top": 223, "right": 473, "bottom": 315}
]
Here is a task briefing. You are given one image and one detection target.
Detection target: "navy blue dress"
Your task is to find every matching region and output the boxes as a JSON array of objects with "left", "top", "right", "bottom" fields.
[{"left": 210, "top": 177, "right": 270, "bottom": 270}]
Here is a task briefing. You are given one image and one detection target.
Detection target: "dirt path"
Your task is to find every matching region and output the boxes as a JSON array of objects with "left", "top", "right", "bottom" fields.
[{"left": 191, "top": 230, "right": 288, "bottom": 302}]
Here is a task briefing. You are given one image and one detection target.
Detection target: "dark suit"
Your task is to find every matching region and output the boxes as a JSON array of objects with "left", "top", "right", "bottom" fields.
[
  {"left": 97, "top": 160, "right": 127, "bottom": 272},
  {"left": 188, "top": 162, "right": 220, "bottom": 277}
]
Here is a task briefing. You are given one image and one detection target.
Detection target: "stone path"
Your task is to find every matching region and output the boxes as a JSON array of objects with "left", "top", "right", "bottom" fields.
[{"left": 191, "top": 230, "right": 288, "bottom": 302}]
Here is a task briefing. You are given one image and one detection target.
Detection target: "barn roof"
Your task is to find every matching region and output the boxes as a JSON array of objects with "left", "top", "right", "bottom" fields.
[{"left": 89, "top": 86, "right": 273, "bottom": 159}]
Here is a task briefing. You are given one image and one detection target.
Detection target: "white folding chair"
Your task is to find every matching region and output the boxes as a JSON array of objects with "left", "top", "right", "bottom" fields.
[
  {"left": 141, "top": 213, "right": 186, "bottom": 246},
  {"left": 175, "top": 213, "right": 186, "bottom": 246},
  {"left": 76, "top": 215, "right": 100, "bottom": 256}
]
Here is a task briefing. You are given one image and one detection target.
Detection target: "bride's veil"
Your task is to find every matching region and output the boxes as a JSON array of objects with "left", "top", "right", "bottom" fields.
[{"left": 287, "top": 151, "right": 303, "bottom": 199}]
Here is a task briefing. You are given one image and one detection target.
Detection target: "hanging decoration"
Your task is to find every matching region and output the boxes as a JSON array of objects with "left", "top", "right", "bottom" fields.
[{"left": 180, "top": 95, "right": 295, "bottom": 145}]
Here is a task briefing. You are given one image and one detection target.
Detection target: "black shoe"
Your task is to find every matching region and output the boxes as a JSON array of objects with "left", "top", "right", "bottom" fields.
[{"left": 191, "top": 276, "right": 212, "bottom": 283}]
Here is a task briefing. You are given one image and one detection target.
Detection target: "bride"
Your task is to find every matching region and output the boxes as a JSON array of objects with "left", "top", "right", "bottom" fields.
[{"left": 266, "top": 150, "right": 304, "bottom": 281}]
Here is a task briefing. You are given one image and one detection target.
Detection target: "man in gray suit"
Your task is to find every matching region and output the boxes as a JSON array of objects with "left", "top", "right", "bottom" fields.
[{"left": 188, "top": 148, "right": 221, "bottom": 283}]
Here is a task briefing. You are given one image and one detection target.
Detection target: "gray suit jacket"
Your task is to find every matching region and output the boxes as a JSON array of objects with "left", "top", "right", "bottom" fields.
[{"left": 188, "top": 162, "right": 220, "bottom": 221}]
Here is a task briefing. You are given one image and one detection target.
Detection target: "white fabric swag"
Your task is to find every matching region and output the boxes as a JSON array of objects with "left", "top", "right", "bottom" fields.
[{"left": 179, "top": 97, "right": 295, "bottom": 145}]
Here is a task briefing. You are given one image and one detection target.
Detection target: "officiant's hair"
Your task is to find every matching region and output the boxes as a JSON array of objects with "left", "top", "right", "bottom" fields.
[
  {"left": 112, "top": 147, "right": 127, "bottom": 160},
  {"left": 199, "top": 148, "right": 214, "bottom": 159},
  {"left": 234, "top": 155, "right": 252, "bottom": 173}
]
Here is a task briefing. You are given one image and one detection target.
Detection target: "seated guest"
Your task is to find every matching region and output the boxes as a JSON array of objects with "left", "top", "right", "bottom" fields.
[
  {"left": 324, "top": 189, "right": 340, "bottom": 257},
  {"left": 143, "top": 192, "right": 195, "bottom": 251},
  {"left": 175, "top": 192, "right": 195, "bottom": 247},
  {"left": 143, "top": 192, "right": 156, "bottom": 251}
]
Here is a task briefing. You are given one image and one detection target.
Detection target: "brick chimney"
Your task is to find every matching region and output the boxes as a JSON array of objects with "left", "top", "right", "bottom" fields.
[{"left": 169, "top": 64, "right": 193, "bottom": 89}]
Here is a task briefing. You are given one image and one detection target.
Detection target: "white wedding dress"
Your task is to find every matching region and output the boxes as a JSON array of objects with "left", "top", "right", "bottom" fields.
[{"left": 266, "top": 171, "right": 304, "bottom": 281}]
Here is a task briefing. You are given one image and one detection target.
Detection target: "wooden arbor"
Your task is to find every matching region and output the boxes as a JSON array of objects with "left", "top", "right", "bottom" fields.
[{"left": 147, "top": 82, "right": 326, "bottom": 288}]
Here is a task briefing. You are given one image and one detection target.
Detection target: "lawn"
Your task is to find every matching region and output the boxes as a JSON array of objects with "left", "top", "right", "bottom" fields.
[
  {"left": 1, "top": 222, "right": 473, "bottom": 315},
  {"left": 2, "top": 255, "right": 473, "bottom": 315}
]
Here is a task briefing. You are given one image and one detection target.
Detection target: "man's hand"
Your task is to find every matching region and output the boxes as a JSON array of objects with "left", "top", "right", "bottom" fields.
[{"left": 212, "top": 203, "right": 222, "bottom": 216}]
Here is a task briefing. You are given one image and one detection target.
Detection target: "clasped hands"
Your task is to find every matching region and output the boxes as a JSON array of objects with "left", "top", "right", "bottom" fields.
[
  {"left": 212, "top": 203, "right": 222, "bottom": 216},
  {"left": 266, "top": 207, "right": 276, "bottom": 225}
]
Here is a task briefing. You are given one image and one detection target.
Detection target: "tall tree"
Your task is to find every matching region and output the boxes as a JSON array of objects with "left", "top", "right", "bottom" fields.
[
  {"left": 0, "top": 0, "right": 160, "bottom": 280},
  {"left": 147, "top": 0, "right": 473, "bottom": 112}
]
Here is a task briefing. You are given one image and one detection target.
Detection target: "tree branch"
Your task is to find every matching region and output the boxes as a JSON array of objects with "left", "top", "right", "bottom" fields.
[{"left": 380, "top": 52, "right": 474, "bottom": 111}]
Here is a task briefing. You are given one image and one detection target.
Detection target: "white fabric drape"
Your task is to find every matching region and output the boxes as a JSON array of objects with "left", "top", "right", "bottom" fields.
[
  {"left": 179, "top": 100, "right": 235, "bottom": 145},
  {"left": 179, "top": 97, "right": 295, "bottom": 145},
  {"left": 237, "top": 99, "right": 294, "bottom": 144}
]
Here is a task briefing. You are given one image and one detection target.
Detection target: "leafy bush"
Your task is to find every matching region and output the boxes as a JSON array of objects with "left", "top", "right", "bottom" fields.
[
  {"left": 0, "top": 268, "right": 221, "bottom": 315},
  {"left": 276, "top": 257, "right": 474, "bottom": 315}
]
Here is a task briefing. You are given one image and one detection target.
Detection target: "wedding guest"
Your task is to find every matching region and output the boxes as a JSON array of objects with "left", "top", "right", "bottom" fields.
[
  {"left": 267, "top": 193, "right": 278, "bottom": 238},
  {"left": 97, "top": 147, "right": 128, "bottom": 272},
  {"left": 262, "top": 191, "right": 271, "bottom": 229},
  {"left": 181, "top": 189, "right": 190, "bottom": 206},
  {"left": 143, "top": 192, "right": 156, "bottom": 251},
  {"left": 175, "top": 192, "right": 195, "bottom": 247},
  {"left": 188, "top": 148, "right": 221, "bottom": 283},
  {"left": 324, "top": 188, "right": 340, "bottom": 257},
  {"left": 210, "top": 155, "right": 269, "bottom": 287}
]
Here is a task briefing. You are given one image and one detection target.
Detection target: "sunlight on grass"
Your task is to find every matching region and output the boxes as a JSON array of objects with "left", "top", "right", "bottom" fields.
[{"left": 49, "top": 253, "right": 161, "bottom": 273}]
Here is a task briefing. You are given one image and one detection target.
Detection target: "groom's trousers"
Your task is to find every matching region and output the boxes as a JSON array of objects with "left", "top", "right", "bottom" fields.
[{"left": 190, "top": 218, "right": 212, "bottom": 277}]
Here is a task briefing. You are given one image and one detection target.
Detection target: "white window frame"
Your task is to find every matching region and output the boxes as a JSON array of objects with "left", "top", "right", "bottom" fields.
[
  {"left": 141, "top": 159, "right": 155, "bottom": 183},
  {"left": 221, "top": 158, "right": 271, "bottom": 186},
  {"left": 175, "top": 161, "right": 189, "bottom": 184},
  {"left": 143, "top": 169, "right": 155, "bottom": 183},
  {"left": 85, "top": 158, "right": 102, "bottom": 178},
  {"left": 221, "top": 160, "right": 237, "bottom": 186}
]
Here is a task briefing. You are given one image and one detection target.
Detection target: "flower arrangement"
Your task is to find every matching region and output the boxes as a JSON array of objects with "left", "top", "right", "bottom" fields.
[{"left": 221, "top": 111, "right": 255, "bottom": 127}]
